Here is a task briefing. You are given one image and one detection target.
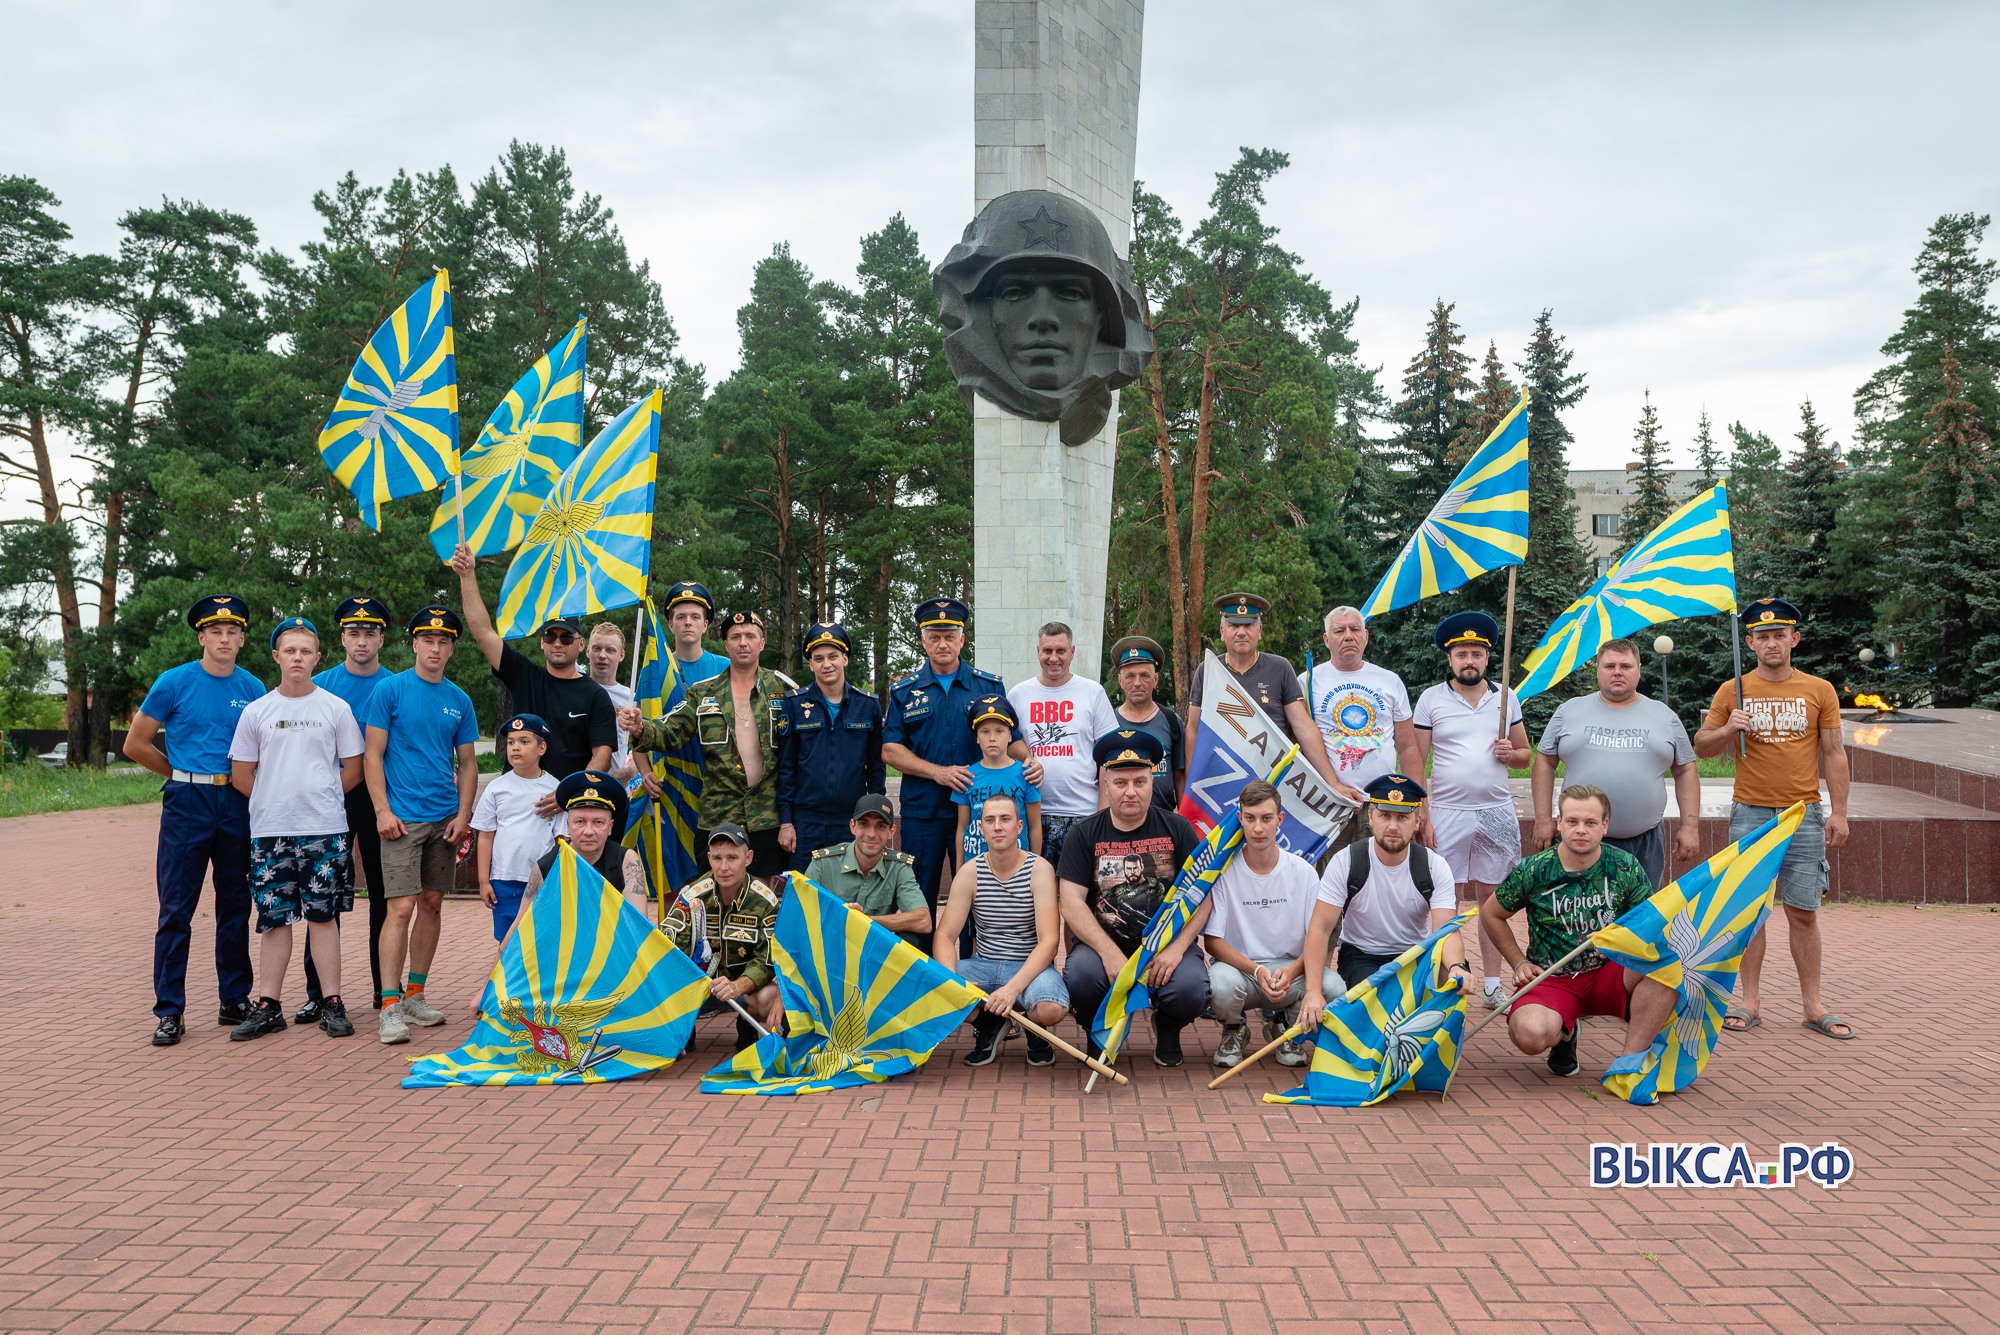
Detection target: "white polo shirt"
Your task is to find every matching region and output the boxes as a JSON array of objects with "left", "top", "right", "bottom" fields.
[{"left": 1412, "top": 680, "right": 1522, "bottom": 809}]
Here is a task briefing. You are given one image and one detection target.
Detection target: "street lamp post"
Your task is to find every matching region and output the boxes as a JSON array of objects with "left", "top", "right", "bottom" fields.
[{"left": 1654, "top": 635, "right": 1675, "bottom": 711}]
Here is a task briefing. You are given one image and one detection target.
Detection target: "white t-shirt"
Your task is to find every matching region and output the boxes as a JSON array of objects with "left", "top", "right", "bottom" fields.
[
  {"left": 1007, "top": 674, "right": 1119, "bottom": 818},
  {"left": 1412, "top": 680, "right": 1523, "bottom": 808},
  {"left": 1316, "top": 841, "right": 1459, "bottom": 956},
  {"left": 228, "top": 686, "right": 364, "bottom": 838},
  {"left": 602, "top": 680, "right": 635, "bottom": 771},
  {"left": 1203, "top": 849, "right": 1322, "bottom": 960},
  {"left": 1298, "top": 660, "right": 1412, "bottom": 790},
  {"left": 471, "top": 770, "right": 561, "bottom": 883}
]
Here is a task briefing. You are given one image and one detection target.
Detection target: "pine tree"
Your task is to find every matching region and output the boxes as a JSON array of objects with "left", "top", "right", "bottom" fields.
[
  {"left": 1618, "top": 390, "right": 1675, "bottom": 558},
  {"left": 1690, "top": 408, "right": 1724, "bottom": 493}
]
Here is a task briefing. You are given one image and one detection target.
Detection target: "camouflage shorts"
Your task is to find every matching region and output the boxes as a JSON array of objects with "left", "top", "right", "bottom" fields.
[{"left": 251, "top": 833, "right": 354, "bottom": 932}]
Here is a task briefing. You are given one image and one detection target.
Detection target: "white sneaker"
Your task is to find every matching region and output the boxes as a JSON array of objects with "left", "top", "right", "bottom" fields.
[
  {"left": 1483, "top": 981, "right": 1507, "bottom": 1011},
  {"left": 378, "top": 1003, "right": 410, "bottom": 1045},
  {"left": 401, "top": 992, "right": 446, "bottom": 1027}
]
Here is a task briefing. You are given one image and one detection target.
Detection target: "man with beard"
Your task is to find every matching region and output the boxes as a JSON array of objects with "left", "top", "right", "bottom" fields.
[
  {"left": 1056, "top": 729, "right": 1204, "bottom": 1066},
  {"left": 1412, "top": 611, "right": 1532, "bottom": 1011}
]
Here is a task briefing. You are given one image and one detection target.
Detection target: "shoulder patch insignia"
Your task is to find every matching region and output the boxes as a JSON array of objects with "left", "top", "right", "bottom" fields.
[
  {"left": 889, "top": 849, "right": 915, "bottom": 865},
  {"left": 746, "top": 877, "right": 781, "bottom": 908},
  {"left": 811, "top": 844, "right": 844, "bottom": 860}
]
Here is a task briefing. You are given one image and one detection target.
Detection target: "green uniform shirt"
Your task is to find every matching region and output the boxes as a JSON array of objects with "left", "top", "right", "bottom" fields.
[
  {"left": 1494, "top": 844, "right": 1655, "bottom": 975},
  {"left": 662, "top": 873, "right": 781, "bottom": 990},
  {"left": 633, "top": 666, "right": 788, "bottom": 832},
  {"left": 805, "top": 842, "right": 927, "bottom": 918}
]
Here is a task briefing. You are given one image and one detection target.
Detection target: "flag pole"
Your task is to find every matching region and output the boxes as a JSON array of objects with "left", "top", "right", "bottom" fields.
[
  {"left": 1010, "top": 1010, "right": 1128, "bottom": 1085},
  {"left": 1497, "top": 565, "right": 1518, "bottom": 743},
  {"left": 452, "top": 471, "right": 466, "bottom": 549},
  {"left": 1454, "top": 938, "right": 1596, "bottom": 1047},
  {"left": 1730, "top": 610, "right": 1747, "bottom": 758},
  {"left": 629, "top": 601, "right": 645, "bottom": 693}
]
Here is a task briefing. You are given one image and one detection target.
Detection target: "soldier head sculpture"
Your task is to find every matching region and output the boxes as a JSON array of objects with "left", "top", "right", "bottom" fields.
[{"left": 933, "top": 189, "right": 1153, "bottom": 446}]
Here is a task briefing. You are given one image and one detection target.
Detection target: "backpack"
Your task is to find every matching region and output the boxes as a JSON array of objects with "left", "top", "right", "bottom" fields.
[{"left": 1345, "top": 837, "right": 1434, "bottom": 906}]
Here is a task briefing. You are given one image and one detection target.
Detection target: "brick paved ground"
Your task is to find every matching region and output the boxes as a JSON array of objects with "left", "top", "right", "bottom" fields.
[{"left": 2, "top": 803, "right": 1996, "bottom": 1334}]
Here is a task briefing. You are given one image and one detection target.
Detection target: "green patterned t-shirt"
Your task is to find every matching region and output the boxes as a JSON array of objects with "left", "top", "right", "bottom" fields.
[{"left": 1493, "top": 845, "right": 1655, "bottom": 974}]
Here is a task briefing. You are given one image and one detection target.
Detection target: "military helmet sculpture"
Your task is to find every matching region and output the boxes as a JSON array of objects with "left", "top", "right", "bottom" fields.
[{"left": 932, "top": 189, "right": 1153, "bottom": 446}]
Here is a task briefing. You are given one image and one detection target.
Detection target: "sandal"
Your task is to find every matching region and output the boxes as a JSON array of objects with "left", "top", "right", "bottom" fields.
[
  {"left": 1801, "top": 1013, "right": 1856, "bottom": 1040},
  {"left": 1722, "top": 1006, "right": 1761, "bottom": 1033}
]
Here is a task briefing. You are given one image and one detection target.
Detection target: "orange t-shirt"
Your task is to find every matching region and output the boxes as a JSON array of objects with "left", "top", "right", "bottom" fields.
[{"left": 1705, "top": 670, "right": 1841, "bottom": 807}]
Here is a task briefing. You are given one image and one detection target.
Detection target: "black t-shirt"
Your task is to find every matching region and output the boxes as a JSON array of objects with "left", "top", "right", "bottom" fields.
[
  {"left": 535, "top": 838, "right": 626, "bottom": 891},
  {"left": 1056, "top": 806, "right": 1201, "bottom": 954},
  {"left": 1117, "top": 703, "right": 1185, "bottom": 810},
  {"left": 495, "top": 646, "right": 615, "bottom": 779}
]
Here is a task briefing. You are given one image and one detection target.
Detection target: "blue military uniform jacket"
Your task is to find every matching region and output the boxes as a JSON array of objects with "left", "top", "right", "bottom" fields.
[
  {"left": 882, "top": 660, "right": 1014, "bottom": 822},
  {"left": 774, "top": 682, "right": 886, "bottom": 827}
]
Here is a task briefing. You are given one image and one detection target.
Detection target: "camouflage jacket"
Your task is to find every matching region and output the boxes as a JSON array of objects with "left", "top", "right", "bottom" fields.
[
  {"left": 632, "top": 666, "right": 788, "bottom": 831},
  {"left": 662, "top": 873, "right": 781, "bottom": 990}
]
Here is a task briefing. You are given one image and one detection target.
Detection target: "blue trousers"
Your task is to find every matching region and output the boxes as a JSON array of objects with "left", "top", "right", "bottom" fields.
[
  {"left": 153, "top": 781, "right": 254, "bottom": 1017},
  {"left": 1064, "top": 941, "right": 1210, "bottom": 1037},
  {"left": 787, "top": 819, "right": 853, "bottom": 873},
  {"left": 897, "top": 814, "right": 958, "bottom": 913}
]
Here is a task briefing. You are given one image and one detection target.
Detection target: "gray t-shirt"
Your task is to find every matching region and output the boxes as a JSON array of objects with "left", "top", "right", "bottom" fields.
[
  {"left": 1189, "top": 652, "right": 1302, "bottom": 736},
  {"left": 1536, "top": 692, "right": 1694, "bottom": 839}
]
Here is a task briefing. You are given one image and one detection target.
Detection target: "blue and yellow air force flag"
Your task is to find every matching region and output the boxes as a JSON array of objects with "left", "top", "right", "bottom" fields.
[
  {"left": 622, "top": 597, "right": 701, "bottom": 898},
  {"left": 701, "top": 873, "right": 984, "bottom": 1096},
  {"left": 402, "top": 843, "right": 707, "bottom": 1087},
  {"left": 430, "top": 319, "right": 587, "bottom": 560},
  {"left": 1360, "top": 390, "right": 1528, "bottom": 618},
  {"left": 1266, "top": 909, "right": 1475, "bottom": 1106},
  {"left": 495, "top": 387, "right": 660, "bottom": 640},
  {"left": 318, "top": 271, "right": 460, "bottom": 530},
  {"left": 1515, "top": 484, "right": 1736, "bottom": 701},
  {"left": 1589, "top": 802, "right": 1802, "bottom": 1106},
  {"left": 1097, "top": 748, "right": 1301, "bottom": 1068}
]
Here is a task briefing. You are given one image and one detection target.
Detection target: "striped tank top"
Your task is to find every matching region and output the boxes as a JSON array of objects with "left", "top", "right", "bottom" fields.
[{"left": 972, "top": 850, "right": 1042, "bottom": 962}]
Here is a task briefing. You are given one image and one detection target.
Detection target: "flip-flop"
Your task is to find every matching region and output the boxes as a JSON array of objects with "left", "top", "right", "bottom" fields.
[
  {"left": 1801, "top": 1013, "right": 1856, "bottom": 1040},
  {"left": 1723, "top": 1006, "right": 1761, "bottom": 1032}
]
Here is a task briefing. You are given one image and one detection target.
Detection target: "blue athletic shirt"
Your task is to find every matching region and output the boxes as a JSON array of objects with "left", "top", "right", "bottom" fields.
[
  {"left": 313, "top": 661, "right": 391, "bottom": 720},
  {"left": 360, "top": 669, "right": 479, "bottom": 823},
  {"left": 136, "top": 660, "right": 267, "bottom": 775},
  {"left": 671, "top": 649, "right": 729, "bottom": 690}
]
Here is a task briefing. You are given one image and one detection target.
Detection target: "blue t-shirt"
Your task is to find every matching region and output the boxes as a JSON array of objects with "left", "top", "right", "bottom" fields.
[
  {"left": 671, "top": 650, "right": 729, "bottom": 691},
  {"left": 313, "top": 662, "right": 391, "bottom": 721},
  {"left": 360, "top": 669, "right": 479, "bottom": 823},
  {"left": 137, "top": 660, "right": 267, "bottom": 775},
  {"left": 954, "top": 758, "right": 1040, "bottom": 859}
]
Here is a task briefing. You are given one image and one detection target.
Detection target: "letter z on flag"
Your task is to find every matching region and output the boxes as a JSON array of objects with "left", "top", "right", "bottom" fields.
[{"left": 1177, "top": 649, "right": 1356, "bottom": 860}]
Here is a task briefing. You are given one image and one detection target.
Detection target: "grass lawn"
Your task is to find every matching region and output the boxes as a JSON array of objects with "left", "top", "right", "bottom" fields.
[{"left": 0, "top": 763, "right": 163, "bottom": 819}]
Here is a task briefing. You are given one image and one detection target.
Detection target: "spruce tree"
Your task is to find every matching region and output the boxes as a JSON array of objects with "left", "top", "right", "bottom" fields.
[
  {"left": 1448, "top": 340, "right": 1515, "bottom": 471},
  {"left": 1725, "top": 421, "right": 1782, "bottom": 592},
  {"left": 1618, "top": 390, "right": 1675, "bottom": 558},
  {"left": 1512, "top": 312, "right": 1591, "bottom": 672},
  {"left": 1753, "top": 400, "right": 1870, "bottom": 682},
  {"left": 1690, "top": 409, "right": 1724, "bottom": 493}
]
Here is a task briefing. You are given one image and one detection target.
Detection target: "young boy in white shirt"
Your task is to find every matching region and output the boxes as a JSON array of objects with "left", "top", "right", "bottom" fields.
[
  {"left": 225, "top": 617, "right": 366, "bottom": 1040},
  {"left": 472, "top": 714, "right": 560, "bottom": 952}
]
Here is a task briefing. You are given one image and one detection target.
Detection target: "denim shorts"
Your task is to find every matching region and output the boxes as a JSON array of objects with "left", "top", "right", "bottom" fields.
[
  {"left": 955, "top": 956, "right": 1070, "bottom": 1010},
  {"left": 1729, "top": 802, "right": 1827, "bottom": 910}
]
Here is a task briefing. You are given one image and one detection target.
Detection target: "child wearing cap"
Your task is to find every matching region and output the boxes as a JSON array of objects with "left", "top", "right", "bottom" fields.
[
  {"left": 954, "top": 696, "right": 1042, "bottom": 862},
  {"left": 472, "top": 714, "right": 560, "bottom": 950}
]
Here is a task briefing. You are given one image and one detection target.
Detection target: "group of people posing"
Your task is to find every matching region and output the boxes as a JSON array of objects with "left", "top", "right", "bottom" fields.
[{"left": 130, "top": 542, "right": 1857, "bottom": 1072}]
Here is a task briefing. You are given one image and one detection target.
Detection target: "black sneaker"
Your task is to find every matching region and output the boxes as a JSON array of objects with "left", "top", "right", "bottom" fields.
[
  {"left": 217, "top": 1002, "right": 251, "bottom": 1027},
  {"left": 1025, "top": 1032, "right": 1055, "bottom": 1066},
  {"left": 319, "top": 999, "right": 355, "bottom": 1038},
  {"left": 151, "top": 1015, "right": 184, "bottom": 1047},
  {"left": 294, "top": 998, "right": 324, "bottom": 1025},
  {"left": 230, "top": 1000, "right": 287, "bottom": 1042},
  {"left": 734, "top": 1016, "right": 761, "bottom": 1053},
  {"left": 1152, "top": 1020, "right": 1185, "bottom": 1068},
  {"left": 963, "top": 1013, "right": 1005, "bottom": 1067},
  {"left": 1548, "top": 1024, "right": 1581, "bottom": 1077}
]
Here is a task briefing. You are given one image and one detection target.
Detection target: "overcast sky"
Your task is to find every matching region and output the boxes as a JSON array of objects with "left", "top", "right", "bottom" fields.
[{"left": 7, "top": 0, "right": 1998, "bottom": 485}]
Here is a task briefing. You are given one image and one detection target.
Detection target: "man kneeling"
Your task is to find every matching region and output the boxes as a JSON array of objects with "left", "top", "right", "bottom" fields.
[
  {"left": 1480, "top": 785, "right": 1672, "bottom": 1078},
  {"left": 1297, "top": 774, "right": 1467, "bottom": 1045},
  {"left": 661, "top": 825, "right": 784, "bottom": 1050},
  {"left": 1191, "top": 781, "right": 1332, "bottom": 1068}
]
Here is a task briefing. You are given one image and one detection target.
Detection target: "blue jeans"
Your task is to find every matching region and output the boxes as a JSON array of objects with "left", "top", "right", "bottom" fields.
[
  {"left": 1729, "top": 802, "right": 1827, "bottom": 909},
  {"left": 956, "top": 956, "right": 1069, "bottom": 1010},
  {"left": 1064, "top": 941, "right": 1210, "bottom": 1033}
]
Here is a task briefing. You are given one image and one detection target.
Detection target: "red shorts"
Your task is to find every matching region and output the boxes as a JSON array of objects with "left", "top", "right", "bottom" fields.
[{"left": 1522, "top": 963, "right": 1630, "bottom": 1030}]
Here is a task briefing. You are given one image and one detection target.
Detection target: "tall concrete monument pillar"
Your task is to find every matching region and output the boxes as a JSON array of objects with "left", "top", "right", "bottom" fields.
[{"left": 956, "top": 0, "right": 1146, "bottom": 688}]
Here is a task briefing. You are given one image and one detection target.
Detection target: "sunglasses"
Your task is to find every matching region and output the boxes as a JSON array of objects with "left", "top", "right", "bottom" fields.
[{"left": 540, "top": 628, "right": 579, "bottom": 644}]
